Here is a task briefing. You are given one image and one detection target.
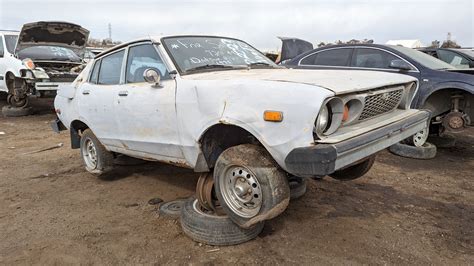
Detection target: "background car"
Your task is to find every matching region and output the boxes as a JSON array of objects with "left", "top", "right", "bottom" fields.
[
  {"left": 281, "top": 42, "right": 474, "bottom": 144},
  {"left": 419, "top": 47, "right": 474, "bottom": 70},
  {"left": 0, "top": 21, "right": 89, "bottom": 111}
]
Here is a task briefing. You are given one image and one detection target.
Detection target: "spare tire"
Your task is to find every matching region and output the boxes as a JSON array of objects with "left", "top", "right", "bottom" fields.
[
  {"left": 2, "top": 106, "right": 33, "bottom": 117},
  {"left": 389, "top": 142, "right": 437, "bottom": 160},
  {"left": 180, "top": 198, "right": 264, "bottom": 246},
  {"left": 330, "top": 155, "right": 376, "bottom": 181}
]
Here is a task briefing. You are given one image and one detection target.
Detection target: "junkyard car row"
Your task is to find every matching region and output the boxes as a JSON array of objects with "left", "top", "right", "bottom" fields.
[{"left": 1, "top": 21, "right": 473, "bottom": 246}]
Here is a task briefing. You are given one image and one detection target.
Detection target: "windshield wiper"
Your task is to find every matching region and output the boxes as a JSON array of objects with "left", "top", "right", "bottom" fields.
[{"left": 185, "top": 64, "right": 243, "bottom": 73}]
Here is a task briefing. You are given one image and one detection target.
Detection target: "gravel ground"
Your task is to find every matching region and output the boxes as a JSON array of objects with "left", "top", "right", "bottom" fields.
[{"left": 0, "top": 98, "right": 473, "bottom": 264}]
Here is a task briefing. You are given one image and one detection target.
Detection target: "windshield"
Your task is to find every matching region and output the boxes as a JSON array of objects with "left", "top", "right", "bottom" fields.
[
  {"left": 5, "top": 35, "right": 18, "bottom": 54},
  {"left": 390, "top": 45, "right": 455, "bottom": 70},
  {"left": 17, "top": 46, "right": 82, "bottom": 62},
  {"left": 162, "top": 36, "right": 277, "bottom": 74}
]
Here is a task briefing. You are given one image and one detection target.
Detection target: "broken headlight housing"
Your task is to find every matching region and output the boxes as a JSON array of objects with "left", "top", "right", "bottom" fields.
[{"left": 22, "top": 58, "right": 36, "bottom": 70}]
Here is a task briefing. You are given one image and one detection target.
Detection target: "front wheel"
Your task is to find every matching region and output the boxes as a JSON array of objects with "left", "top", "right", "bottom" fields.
[
  {"left": 213, "top": 144, "right": 290, "bottom": 228},
  {"left": 80, "top": 129, "right": 114, "bottom": 176},
  {"left": 7, "top": 94, "right": 29, "bottom": 108}
]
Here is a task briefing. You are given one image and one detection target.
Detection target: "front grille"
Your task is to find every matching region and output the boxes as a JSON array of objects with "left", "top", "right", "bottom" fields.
[{"left": 358, "top": 89, "right": 403, "bottom": 120}]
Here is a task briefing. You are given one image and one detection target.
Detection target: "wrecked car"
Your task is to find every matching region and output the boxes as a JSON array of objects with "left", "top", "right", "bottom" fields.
[
  {"left": 280, "top": 42, "right": 474, "bottom": 144},
  {"left": 53, "top": 35, "right": 430, "bottom": 244},
  {"left": 0, "top": 21, "right": 89, "bottom": 111}
]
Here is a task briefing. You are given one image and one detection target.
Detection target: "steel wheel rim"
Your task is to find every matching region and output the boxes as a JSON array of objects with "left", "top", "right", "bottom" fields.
[
  {"left": 219, "top": 165, "right": 262, "bottom": 218},
  {"left": 82, "top": 138, "right": 98, "bottom": 169},
  {"left": 413, "top": 127, "right": 429, "bottom": 147}
]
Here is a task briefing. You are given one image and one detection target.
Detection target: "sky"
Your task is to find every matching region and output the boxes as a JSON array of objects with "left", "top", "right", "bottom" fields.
[{"left": 1, "top": 0, "right": 473, "bottom": 51}]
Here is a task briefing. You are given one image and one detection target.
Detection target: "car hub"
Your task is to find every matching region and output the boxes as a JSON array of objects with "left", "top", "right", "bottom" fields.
[{"left": 220, "top": 166, "right": 262, "bottom": 218}]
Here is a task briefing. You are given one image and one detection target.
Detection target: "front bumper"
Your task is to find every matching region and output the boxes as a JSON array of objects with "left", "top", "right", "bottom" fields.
[{"left": 284, "top": 110, "right": 430, "bottom": 177}]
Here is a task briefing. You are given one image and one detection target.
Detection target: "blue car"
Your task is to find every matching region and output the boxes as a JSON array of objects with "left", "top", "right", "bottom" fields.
[{"left": 281, "top": 42, "right": 474, "bottom": 142}]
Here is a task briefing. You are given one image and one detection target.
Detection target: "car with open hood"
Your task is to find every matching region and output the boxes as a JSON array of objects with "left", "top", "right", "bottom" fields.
[
  {"left": 52, "top": 35, "right": 429, "bottom": 240},
  {"left": 0, "top": 21, "right": 89, "bottom": 109}
]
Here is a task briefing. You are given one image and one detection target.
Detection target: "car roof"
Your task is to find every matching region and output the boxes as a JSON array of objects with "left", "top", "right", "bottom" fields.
[{"left": 0, "top": 30, "right": 19, "bottom": 35}]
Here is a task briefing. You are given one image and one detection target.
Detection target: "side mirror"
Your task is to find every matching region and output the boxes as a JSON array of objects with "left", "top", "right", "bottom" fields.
[
  {"left": 469, "top": 61, "right": 474, "bottom": 68},
  {"left": 389, "top": 59, "right": 412, "bottom": 71},
  {"left": 143, "top": 68, "right": 161, "bottom": 87}
]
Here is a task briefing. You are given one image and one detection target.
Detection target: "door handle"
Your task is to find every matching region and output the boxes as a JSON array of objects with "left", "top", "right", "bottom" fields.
[
  {"left": 118, "top": 91, "right": 128, "bottom": 96},
  {"left": 82, "top": 90, "right": 90, "bottom": 95}
]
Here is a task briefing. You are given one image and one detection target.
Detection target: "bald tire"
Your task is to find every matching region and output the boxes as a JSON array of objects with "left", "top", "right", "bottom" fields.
[
  {"left": 214, "top": 144, "right": 290, "bottom": 229},
  {"left": 2, "top": 106, "right": 32, "bottom": 117},
  {"left": 180, "top": 198, "right": 264, "bottom": 246},
  {"left": 329, "top": 155, "right": 376, "bottom": 181},
  {"left": 389, "top": 142, "right": 437, "bottom": 160}
]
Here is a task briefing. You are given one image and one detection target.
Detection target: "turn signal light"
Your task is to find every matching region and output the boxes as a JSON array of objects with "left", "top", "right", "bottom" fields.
[
  {"left": 263, "top": 111, "right": 283, "bottom": 122},
  {"left": 342, "top": 104, "right": 349, "bottom": 122}
]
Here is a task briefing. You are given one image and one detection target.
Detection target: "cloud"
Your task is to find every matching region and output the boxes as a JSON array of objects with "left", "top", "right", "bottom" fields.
[{"left": 1, "top": 0, "right": 472, "bottom": 50}]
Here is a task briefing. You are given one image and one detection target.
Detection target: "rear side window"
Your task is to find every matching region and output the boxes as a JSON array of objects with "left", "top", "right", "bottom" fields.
[
  {"left": 351, "top": 48, "right": 398, "bottom": 69},
  {"left": 300, "top": 48, "right": 352, "bottom": 66},
  {"left": 437, "top": 50, "right": 470, "bottom": 69},
  {"left": 89, "top": 59, "right": 101, "bottom": 84},
  {"left": 98, "top": 50, "right": 125, "bottom": 85}
]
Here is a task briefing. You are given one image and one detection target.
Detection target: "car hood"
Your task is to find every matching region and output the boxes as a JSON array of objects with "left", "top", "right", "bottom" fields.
[
  {"left": 15, "top": 21, "right": 90, "bottom": 57},
  {"left": 183, "top": 68, "right": 417, "bottom": 94}
]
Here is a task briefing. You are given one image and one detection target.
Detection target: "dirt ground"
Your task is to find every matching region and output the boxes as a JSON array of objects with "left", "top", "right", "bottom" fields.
[{"left": 0, "top": 98, "right": 473, "bottom": 265}]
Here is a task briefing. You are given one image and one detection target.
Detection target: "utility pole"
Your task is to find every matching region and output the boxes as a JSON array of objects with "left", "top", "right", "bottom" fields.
[{"left": 108, "top": 23, "right": 112, "bottom": 41}]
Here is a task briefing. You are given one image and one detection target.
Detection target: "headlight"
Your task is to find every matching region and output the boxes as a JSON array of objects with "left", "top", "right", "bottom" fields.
[
  {"left": 315, "top": 105, "right": 330, "bottom": 133},
  {"left": 22, "top": 58, "right": 36, "bottom": 70},
  {"left": 314, "top": 97, "right": 344, "bottom": 137}
]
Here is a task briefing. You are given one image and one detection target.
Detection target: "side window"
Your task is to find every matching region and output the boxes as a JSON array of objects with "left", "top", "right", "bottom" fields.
[
  {"left": 98, "top": 50, "right": 125, "bottom": 85},
  {"left": 0, "top": 36, "right": 4, "bottom": 58},
  {"left": 351, "top": 48, "right": 399, "bottom": 69},
  {"left": 125, "top": 44, "right": 170, "bottom": 83},
  {"left": 89, "top": 59, "right": 101, "bottom": 84},
  {"left": 437, "top": 50, "right": 469, "bottom": 69},
  {"left": 300, "top": 48, "right": 352, "bottom": 66}
]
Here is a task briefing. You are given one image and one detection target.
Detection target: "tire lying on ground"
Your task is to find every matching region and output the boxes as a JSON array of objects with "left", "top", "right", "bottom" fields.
[
  {"left": 427, "top": 135, "right": 456, "bottom": 148},
  {"left": 329, "top": 155, "right": 376, "bottom": 181},
  {"left": 388, "top": 142, "right": 437, "bottom": 160},
  {"left": 80, "top": 129, "right": 115, "bottom": 176},
  {"left": 180, "top": 198, "right": 264, "bottom": 246},
  {"left": 1, "top": 106, "right": 33, "bottom": 117},
  {"left": 213, "top": 144, "right": 290, "bottom": 229},
  {"left": 288, "top": 175, "right": 307, "bottom": 200}
]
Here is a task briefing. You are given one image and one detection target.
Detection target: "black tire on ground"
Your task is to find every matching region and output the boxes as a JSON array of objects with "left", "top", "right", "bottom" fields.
[
  {"left": 388, "top": 142, "right": 437, "bottom": 160},
  {"left": 79, "top": 129, "right": 114, "bottom": 176},
  {"left": 288, "top": 175, "right": 307, "bottom": 200},
  {"left": 159, "top": 198, "right": 187, "bottom": 219},
  {"left": 213, "top": 144, "right": 290, "bottom": 229},
  {"left": 427, "top": 135, "right": 456, "bottom": 148},
  {"left": 7, "top": 94, "right": 29, "bottom": 108},
  {"left": 329, "top": 155, "right": 376, "bottom": 181},
  {"left": 180, "top": 198, "right": 264, "bottom": 246},
  {"left": 1, "top": 106, "right": 33, "bottom": 117}
]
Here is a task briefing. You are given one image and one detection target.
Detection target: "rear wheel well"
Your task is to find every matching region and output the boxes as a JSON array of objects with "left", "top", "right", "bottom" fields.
[
  {"left": 199, "top": 124, "right": 262, "bottom": 169},
  {"left": 70, "top": 120, "right": 89, "bottom": 149}
]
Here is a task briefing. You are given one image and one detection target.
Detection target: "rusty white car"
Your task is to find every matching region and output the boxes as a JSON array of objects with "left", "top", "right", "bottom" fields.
[{"left": 53, "top": 35, "right": 429, "bottom": 235}]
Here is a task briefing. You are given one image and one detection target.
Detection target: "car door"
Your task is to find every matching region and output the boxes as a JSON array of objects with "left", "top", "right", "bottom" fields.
[
  {"left": 113, "top": 43, "right": 184, "bottom": 160},
  {"left": 298, "top": 48, "right": 353, "bottom": 69},
  {"left": 77, "top": 49, "right": 126, "bottom": 148}
]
